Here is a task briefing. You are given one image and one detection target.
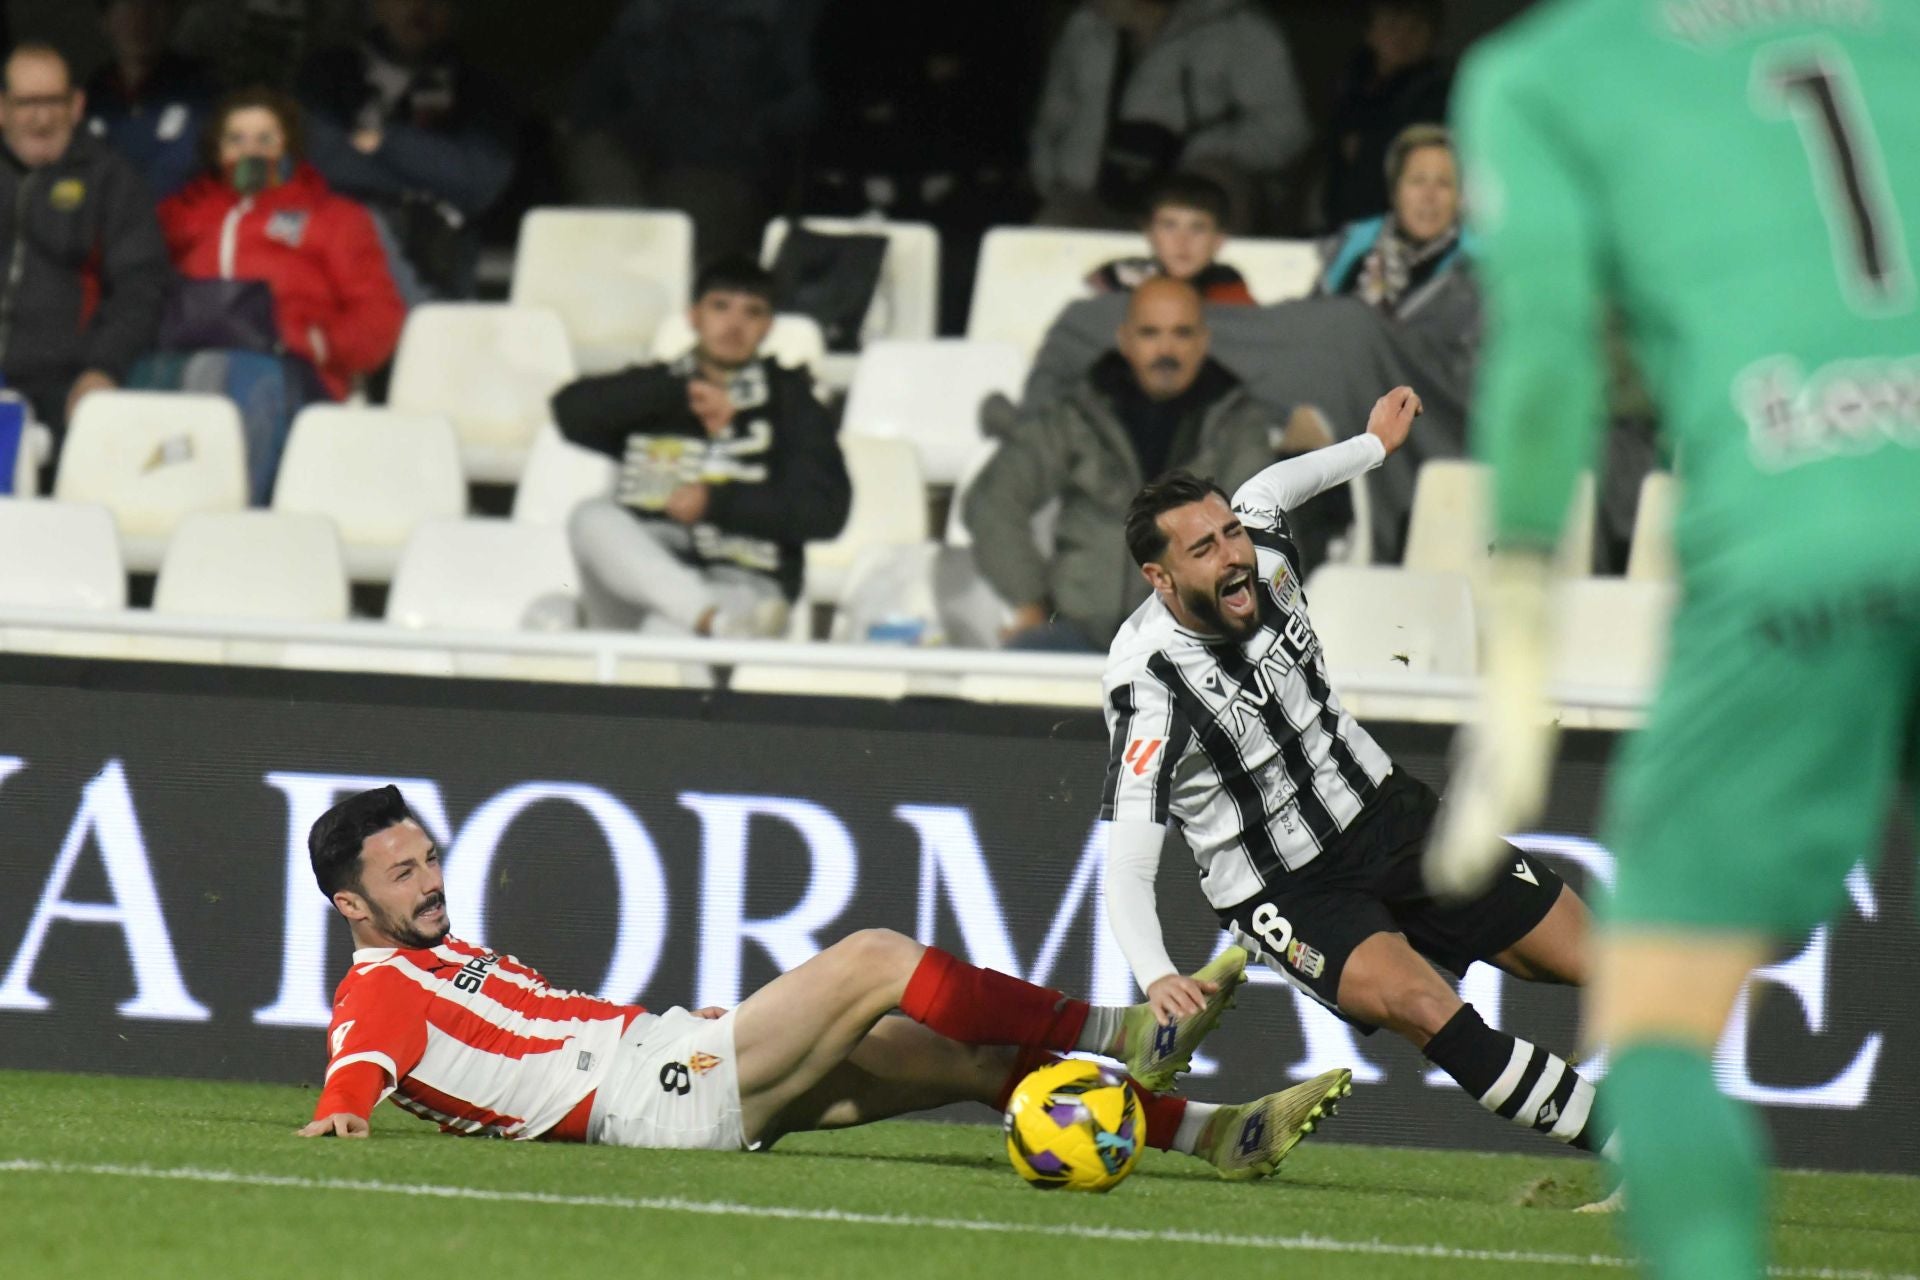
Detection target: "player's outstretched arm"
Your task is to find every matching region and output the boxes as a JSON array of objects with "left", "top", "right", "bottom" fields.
[
  {"left": 297, "top": 1112, "right": 370, "bottom": 1138},
  {"left": 1229, "top": 386, "right": 1421, "bottom": 515}
]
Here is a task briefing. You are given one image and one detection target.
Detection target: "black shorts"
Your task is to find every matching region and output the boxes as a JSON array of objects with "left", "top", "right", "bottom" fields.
[{"left": 1214, "top": 768, "right": 1564, "bottom": 1029}]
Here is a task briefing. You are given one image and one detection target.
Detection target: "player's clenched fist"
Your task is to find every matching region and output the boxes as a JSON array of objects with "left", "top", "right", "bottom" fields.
[
  {"left": 1365, "top": 386, "right": 1423, "bottom": 455},
  {"left": 1144, "top": 974, "right": 1220, "bottom": 1026},
  {"left": 298, "top": 1113, "right": 370, "bottom": 1138}
]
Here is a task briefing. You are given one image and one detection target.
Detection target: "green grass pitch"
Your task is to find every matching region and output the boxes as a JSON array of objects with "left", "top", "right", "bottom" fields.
[{"left": 3, "top": 1071, "right": 1915, "bottom": 1279}]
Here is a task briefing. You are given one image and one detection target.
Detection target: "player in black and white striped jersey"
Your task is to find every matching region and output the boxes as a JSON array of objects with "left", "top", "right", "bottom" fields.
[{"left": 1100, "top": 386, "right": 1617, "bottom": 1169}]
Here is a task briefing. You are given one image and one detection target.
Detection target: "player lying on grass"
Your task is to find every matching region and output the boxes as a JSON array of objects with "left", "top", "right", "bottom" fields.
[
  {"left": 297, "top": 785, "right": 1352, "bottom": 1178},
  {"left": 1101, "top": 387, "right": 1618, "bottom": 1178}
]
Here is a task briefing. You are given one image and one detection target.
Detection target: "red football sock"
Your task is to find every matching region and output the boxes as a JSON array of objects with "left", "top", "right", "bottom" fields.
[
  {"left": 900, "top": 946, "right": 1090, "bottom": 1051},
  {"left": 991, "top": 1047, "right": 1187, "bottom": 1152}
]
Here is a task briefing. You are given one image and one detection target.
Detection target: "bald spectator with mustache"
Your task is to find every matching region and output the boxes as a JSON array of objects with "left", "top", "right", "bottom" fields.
[{"left": 964, "top": 277, "right": 1282, "bottom": 651}]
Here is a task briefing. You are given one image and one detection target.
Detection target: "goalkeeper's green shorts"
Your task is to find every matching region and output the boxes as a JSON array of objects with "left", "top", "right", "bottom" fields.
[{"left": 1601, "top": 574, "right": 1920, "bottom": 934}]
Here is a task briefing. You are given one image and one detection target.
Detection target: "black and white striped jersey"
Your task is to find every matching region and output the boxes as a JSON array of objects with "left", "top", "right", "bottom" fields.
[{"left": 1099, "top": 464, "right": 1393, "bottom": 910}]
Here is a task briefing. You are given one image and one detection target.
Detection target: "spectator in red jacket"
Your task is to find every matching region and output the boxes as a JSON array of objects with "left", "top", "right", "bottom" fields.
[{"left": 157, "top": 87, "right": 405, "bottom": 399}]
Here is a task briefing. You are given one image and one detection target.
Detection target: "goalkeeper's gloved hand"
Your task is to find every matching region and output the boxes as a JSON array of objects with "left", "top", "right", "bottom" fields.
[{"left": 1425, "top": 549, "right": 1559, "bottom": 901}]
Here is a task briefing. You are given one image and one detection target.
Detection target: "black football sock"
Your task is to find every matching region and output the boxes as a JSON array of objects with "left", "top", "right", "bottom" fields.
[{"left": 1422, "top": 1004, "right": 1616, "bottom": 1156}]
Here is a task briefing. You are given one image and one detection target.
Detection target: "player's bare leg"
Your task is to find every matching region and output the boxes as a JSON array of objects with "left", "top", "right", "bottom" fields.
[
  {"left": 1587, "top": 931, "right": 1771, "bottom": 1264},
  {"left": 758, "top": 1013, "right": 1348, "bottom": 1179},
  {"left": 1490, "top": 883, "right": 1593, "bottom": 985},
  {"left": 1337, "top": 929, "right": 1615, "bottom": 1156}
]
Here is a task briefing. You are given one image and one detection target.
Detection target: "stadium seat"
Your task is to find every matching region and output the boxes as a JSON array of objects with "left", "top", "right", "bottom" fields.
[
  {"left": 1402, "top": 460, "right": 1596, "bottom": 578},
  {"left": 1230, "top": 238, "right": 1327, "bottom": 304},
  {"left": 760, "top": 217, "right": 940, "bottom": 344},
  {"left": 271, "top": 405, "right": 467, "bottom": 582},
  {"left": 649, "top": 311, "right": 828, "bottom": 373},
  {"left": 966, "top": 227, "right": 1324, "bottom": 354},
  {"left": 803, "top": 435, "right": 929, "bottom": 606},
  {"left": 154, "top": 510, "right": 348, "bottom": 621},
  {"left": 0, "top": 498, "right": 134, "bottom": 659},
  {"left": 1305, "top": 564, "right": 1477, "bottom": 722},
  {"left": 388, "top": 518, "right": 580, "bottom": 632},
  {"left": 1626, "top": 470, "right": 1678, "bottom": 582},
  {"left": 8, "top": 423, "right": 50, "bottom": 497},
  {"left": 388, "top": 303, "right": 578, "bottom": 484},
  {"left": 830, "top": 542, "right": 1011, "bottom": 649},
  {"left": 511, "top": 422, "right": 616, "bottom": 525},
  {"left": 52, "top": 390, "right": 246, "bottom": 572},
  {"left": 1550, "top": 577, "right": 1678, "bottom": 729},
  {"left": 0, "top": 499, "right": 126, "bottom": 609},
  {"left": 841, "top": 339, "right": 1030, "bottom": 486},
  {"left": 510, "top": 208, "right": 693, "bottom": 374}
]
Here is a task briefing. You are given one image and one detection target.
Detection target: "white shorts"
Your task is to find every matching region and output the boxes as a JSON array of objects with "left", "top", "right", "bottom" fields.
[{"left": 587, "top": 1007, "right": 746, "bottom": 1152}]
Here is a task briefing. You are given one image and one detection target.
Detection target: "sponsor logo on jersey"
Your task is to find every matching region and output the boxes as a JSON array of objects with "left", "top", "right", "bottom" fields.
[
  {"left": 1286, "top": 938, "right": 1326, "bottom": 980},
  {"left": 576, "top": 1050, "right": 595, "bottom": 1072},
  {"left": 452, "top": 951, "right": 499, "bottom": 993},
  {"left": 1124, "top": 738, "right": 1165, "bottom": 777},
  {"left": 687, "top": 1051, "right": 722, "bottom": 1076}
]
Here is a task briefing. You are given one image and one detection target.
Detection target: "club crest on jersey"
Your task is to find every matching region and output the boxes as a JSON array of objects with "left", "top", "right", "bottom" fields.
[
  {"left": 265, "top": 209, "right": 310, "bottom": 247},
  {"left": 1268, "top": 561, "right": 1300, "bottom": 610},
  {"left": 1124, "top": 737, "right": 1165, "bottom": 776},
  {"left": 687, "top": 1051, "right": 723, "bottom": 1076}
]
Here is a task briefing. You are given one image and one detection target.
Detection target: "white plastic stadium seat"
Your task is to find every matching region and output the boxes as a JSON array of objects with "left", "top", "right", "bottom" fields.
[
  {"left": 966, "top": 227, "right": 1325, "bottom": 354},
  {"left": 841, "top": 340, "right": 1030, "bottom": 486},
  {"left": 1402, "top": 460, "right": 1596, "bottom": 579},
  {"left": 966, "top": 227, "right": 1146, "bottom": 353},
  {"left": 0, "top": 499, "right": 126, "bottom": 609},
  {"left": 272, "top": 405, "right": 467, "bottom": 581},
  {"left": 0, "top": 498, "right": 133, "bottom": 659},
  {"left": 388, "top": 304, "right": 578, "bottom": 484},
  {"left": 1230, "top": 238, "right": 1326, "bottom": 304},
  {"left": 760, "top": 217, "right": 941, "bottom": 344},
  {"left": 1550, "top": 577, "right": 1678, "bottom": 729},
  {"left": 511, "top": 423, "right": 616, "bottom": 525},
  {"left": 52, "top": 390, "right": 246, "bottom": 572},
  {"left": 1305, "top": 565, "right": 1477, "bottom": 722},
  {"left": 510, "top": 208, "right": 693, "bottom": 374},
  {"left": 154, "top": 511, "right": 349, "bottom": 622},
  {"left": 9, "top": 422, "right": 51, "bottom": 496},
  {"left": 649, "top": 311, "right": 828, "bottom": 373},
  {"left": 804, "top": 435, "right": 929, "bottom": 605},
  {"left": 1626, "top": 470, "right": 1678, "bottom": 583}
]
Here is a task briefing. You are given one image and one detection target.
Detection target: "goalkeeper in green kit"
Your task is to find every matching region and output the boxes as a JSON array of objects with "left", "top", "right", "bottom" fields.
[{"left": 1428, "top": 1, "right": 1920, "bottom": 1277}]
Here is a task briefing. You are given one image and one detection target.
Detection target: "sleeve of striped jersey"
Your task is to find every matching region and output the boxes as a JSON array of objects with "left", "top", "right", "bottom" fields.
[
  {"left": 1229, "top": 434, "right": 1385, "bottom": 525},
  {"left": 1100, "top": 673, "right": 1190, "bottom": 824},
  {"left": 1454, "top": 44, "right": 1607, "bottom": 550},
  {"left": 314, "top": 965, "right": 431, "bottom": 1120}
]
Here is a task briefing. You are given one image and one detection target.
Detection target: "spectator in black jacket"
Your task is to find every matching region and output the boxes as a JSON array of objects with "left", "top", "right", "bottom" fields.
[
  {"left": 296, "top": 0, "right": 515, "bottom": 299},
  {"left": 0, "top": 44, "right": 171, "bottom": 445},
  {"left": 554, "top": 258, "right": 850, "bottom": 638},
  {"left": 86, "top": 0, "right": 219, "bottom": 201},
  {"left": 1320, "top": 0, "right": 1450, "bottom": 231}
]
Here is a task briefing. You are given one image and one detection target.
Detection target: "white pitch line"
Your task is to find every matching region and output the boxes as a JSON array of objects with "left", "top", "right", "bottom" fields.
[{"left": 1, "top": 1159, "right": 1910, "bottom": 1280}]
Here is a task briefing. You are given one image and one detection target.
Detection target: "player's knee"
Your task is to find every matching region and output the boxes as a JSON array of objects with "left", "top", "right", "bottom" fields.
[
  {"left": 834, "top": 928, "right": 924, "bottom": 981},
  {"left": 1386, "top": 986, "right": 1464, "bottom": 1045}
]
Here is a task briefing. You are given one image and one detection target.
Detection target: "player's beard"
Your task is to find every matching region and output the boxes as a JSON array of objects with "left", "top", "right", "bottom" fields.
[
  {"left": 1178, "top": 566, "right": 1261, "bottom": 643},
  {"left": 376, "top": 890, "right": 451, "bottom": 950}
]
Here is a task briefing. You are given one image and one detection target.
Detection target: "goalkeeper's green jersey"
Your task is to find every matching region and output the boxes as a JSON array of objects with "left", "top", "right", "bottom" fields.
[{"left": 1456, "top": 0, "right": 1920, "bottom": 590}]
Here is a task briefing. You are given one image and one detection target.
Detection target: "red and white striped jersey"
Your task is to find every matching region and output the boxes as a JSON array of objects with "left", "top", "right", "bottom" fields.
[{"left": 314, "top": 936, "right": 647, "bottom": 1141}]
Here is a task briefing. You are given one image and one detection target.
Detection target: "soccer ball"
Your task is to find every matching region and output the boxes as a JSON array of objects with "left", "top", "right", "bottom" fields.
[{"left": 1003, "top": 1058, "right": 1145, "bottom": 1192}]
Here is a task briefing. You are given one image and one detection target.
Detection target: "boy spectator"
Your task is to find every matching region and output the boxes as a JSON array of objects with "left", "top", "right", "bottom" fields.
[
  {"left": 0, "top": 44, "right": 170, "bottom": 443},
  {"left": 296, "top": 0, "right": 517, "bottom": 299},
  {"left": 556, "top": 258, "right": 850, "bottom": 639},
  {"left": 86, "top": 0, "right": 218, "bottom": 200},
  {"left": 1087, "top": 172, "right": 1255, "bottom": 305},
  {"left": 963, "top": 277, "right": 1275, "bottom": 651}
]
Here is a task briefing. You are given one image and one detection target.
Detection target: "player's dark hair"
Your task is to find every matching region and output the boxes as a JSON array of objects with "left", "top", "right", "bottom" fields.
[
  {"left": 694, "top": 255, "right": 775, "bottom": 306},
  {"left": 1125, "top": 470, "right": 1233, "bottom": 566},
  {"left": 1145, "top": 172, "right": 1230, "bottom": 227},
  {"left": 309, "top": 785, "right": 415, "bottom": 900}
]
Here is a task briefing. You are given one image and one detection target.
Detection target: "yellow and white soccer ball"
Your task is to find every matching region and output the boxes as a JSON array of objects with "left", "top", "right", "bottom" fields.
[{"left": 1003, "top": 1058, "right": 1145, "bottom": 1192}]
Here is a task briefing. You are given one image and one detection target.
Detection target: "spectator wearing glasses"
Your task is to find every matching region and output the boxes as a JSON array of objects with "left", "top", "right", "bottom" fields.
[{"left": 0, "top": 43, "right": 171, "bottom": 446}]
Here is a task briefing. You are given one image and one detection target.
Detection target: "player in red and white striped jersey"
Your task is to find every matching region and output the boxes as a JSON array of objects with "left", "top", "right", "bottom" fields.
[{"left": 296, "top": 786, "right": 1353, "bottom": 1176}]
